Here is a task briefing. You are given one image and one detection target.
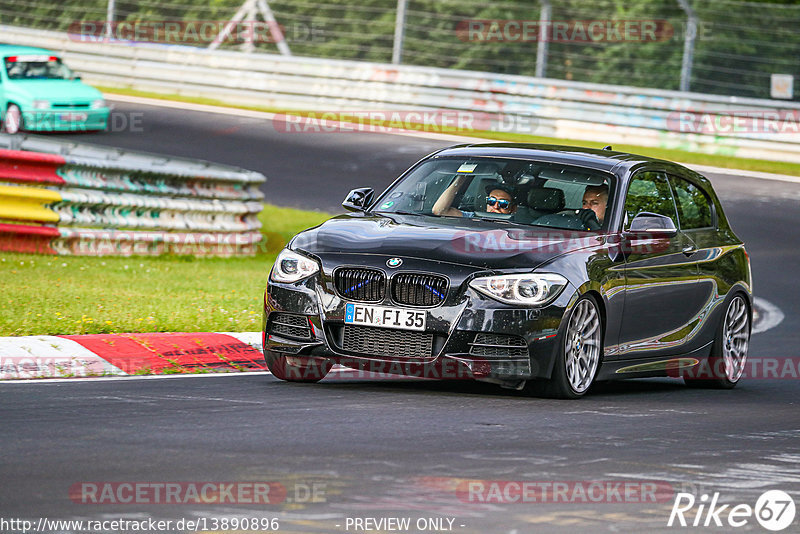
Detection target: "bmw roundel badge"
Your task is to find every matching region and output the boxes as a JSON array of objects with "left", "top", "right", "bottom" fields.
[{"left": 386, "top": 257, "right": 403, "bottom": 268}]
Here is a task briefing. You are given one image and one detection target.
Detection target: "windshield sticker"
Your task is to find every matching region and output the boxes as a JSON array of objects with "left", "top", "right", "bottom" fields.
[
  {"left": 457, "top": 163, "right": 478, "bottom": 173},
  {"left": 379, "top": 201, "right": 394, "bottom": 209}
]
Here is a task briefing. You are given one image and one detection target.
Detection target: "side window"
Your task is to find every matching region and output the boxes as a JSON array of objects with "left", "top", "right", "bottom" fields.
[
  {"left": 669, "top": 175, "right": 713, "bottom": 229},
  {"left": 623, "top": 171, "right": 677, "bottom": 229}
]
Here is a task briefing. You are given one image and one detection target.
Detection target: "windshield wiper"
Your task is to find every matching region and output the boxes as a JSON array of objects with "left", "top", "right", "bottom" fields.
[
  {"left": 373, "top": 210, "right": 419, "bottom": 216},
  {"left": 472, "top": 216, "right": 513, "bottom": 224}
]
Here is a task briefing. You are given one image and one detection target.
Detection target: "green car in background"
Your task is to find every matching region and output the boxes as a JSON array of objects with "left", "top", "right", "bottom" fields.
[{"left": 0, "top": 44, "right": 110, "bottom": 134}]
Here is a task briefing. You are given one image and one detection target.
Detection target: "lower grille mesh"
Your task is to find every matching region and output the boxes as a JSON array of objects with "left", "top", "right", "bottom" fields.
[
  {"left": 469, "top": 333, "right": 527, "bottom": 358},
  {"left": 269, "top": 313, "right": 312, "bottom": 340},
  {"left": 342, "top": 325, "right": 433, "bottom": 359}
]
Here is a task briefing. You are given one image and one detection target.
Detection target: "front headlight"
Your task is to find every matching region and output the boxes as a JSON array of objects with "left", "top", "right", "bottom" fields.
[
  {"left": 90, "top": 99, "right": 106, "bottom": 109},
  {"left": 31, "top": 100, "right": 50, "bottom": 110},
  {"left": 469, "top": 273, "right": 568, "bottom": 306},
  {"left": 270, "top": 248, "right": 320, "bottom": 283}
]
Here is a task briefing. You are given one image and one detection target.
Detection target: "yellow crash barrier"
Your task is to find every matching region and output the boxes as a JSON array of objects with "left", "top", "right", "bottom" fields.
[{"left": 0, "top": 185, "right": 61, "bottom": 223}]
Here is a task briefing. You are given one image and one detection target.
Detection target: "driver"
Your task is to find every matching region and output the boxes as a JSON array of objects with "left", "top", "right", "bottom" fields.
[
  {"left": 432, "top": 175, "right": 517, "bottom": 217},
  {"left": 580, "top": 184, "right": 608, "bottom": 228}
]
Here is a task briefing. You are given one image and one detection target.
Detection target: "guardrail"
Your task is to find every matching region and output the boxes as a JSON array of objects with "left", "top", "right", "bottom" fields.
[
  {"left": 0, "top": 134, "right": 265, "bottom": 256},
  {"left": 2, "top": 24, "right": 799, "bottom": 164}
]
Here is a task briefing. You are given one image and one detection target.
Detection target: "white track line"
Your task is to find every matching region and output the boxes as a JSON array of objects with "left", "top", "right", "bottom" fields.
[
  {"left": 0, "top": 367, "right": 374, "bottom": 385},
  {"left": 0, "top": 370, "right": 273, "bottom": 384},
  {"left": 753, "top": 297, "right": 786, "bottom": 334}
]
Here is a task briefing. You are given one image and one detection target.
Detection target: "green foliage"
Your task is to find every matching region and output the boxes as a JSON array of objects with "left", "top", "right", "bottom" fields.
[{"left": 1, "top": 0, "right": 797, "bottom": 98}]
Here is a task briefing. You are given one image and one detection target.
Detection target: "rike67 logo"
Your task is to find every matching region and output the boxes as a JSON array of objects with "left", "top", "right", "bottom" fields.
[{"left": 668, "top": 490, "right": 796, "bottom": 531}]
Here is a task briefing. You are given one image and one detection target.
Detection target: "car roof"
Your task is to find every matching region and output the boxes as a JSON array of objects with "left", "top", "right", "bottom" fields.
[
  {"left": 0, "top": 44, "right": 57, "bottom": 57},
  {"left": 433, "top": 142, "right": 697, "bottom": 178}
]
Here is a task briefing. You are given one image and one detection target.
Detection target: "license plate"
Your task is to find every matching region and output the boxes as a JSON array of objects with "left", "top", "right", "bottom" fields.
[
  {"left": 344, "top": 303, "right": 426, "bottom": 331},
  {"left": 59, "top": 113, "right": 87, "bottom": 121}
]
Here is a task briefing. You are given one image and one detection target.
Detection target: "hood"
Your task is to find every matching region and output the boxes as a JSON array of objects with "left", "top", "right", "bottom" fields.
[
  {"left": 7, "top": 79, "right": 102, "bottom": 103},
  {"left": 291, "top": 213, "right": 600, "bottom": 270}
]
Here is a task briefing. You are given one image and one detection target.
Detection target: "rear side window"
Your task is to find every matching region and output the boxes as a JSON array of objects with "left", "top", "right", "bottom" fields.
[
  {"left": 669, "top": 175, "right": 714, "bottom": 229},
  {"left": 623, "top": 171, "right": 677, "bottom": 229}
]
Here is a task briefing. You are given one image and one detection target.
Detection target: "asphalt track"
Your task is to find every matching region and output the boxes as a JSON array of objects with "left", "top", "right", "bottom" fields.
[{"left": 1, "top": 100, "right": 799, "bottom": 533}]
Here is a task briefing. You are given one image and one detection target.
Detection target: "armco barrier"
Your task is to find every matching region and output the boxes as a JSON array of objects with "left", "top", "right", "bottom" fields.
[
  {"left": 1, "top": 25, "right": 799, "bottom": 163},
  {"left": 0, "top": 148, "right": 65, "bottom": 184},
  {"left": 0, "top": 184, "right": 61, "bottom": 223},
  {"left": 0, "top": 223, "right": 60, "bottom": 255},
  {"left": 0, "top": 134, "right": 265, "bottom": 256}
]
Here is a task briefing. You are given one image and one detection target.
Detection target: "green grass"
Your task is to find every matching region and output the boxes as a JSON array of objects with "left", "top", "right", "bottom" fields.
[
  {"left": 99, "top": 85, "right": 800, "bottom": 178},
  {"left": 0, "top": 204, "right": 332, "bottom": 336}
]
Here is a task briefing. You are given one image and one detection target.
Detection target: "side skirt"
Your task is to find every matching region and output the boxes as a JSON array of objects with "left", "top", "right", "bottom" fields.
[{"left": 596, "top": 341, "right": 713, "bottom": 380}]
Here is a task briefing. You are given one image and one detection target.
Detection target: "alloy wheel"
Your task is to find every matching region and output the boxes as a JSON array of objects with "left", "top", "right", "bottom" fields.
[
  {"left": 722, "top": 295, "right": 749, "bottom": 382},
  {"left": 564, "top": 298, "right": 601, "bottom": 394}
]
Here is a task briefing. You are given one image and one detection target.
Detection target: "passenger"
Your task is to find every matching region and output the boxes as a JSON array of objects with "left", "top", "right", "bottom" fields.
[
  {"left": 581, "top": 184, "right": 608, "bottom": 227},
  {"left": 432, "top": 176, "right": 518, "bottom": 217}
]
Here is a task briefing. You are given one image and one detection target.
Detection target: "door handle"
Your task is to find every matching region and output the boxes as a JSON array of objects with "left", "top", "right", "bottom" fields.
[{"left": 682, "top": 245, "right": 697, "bottom": 256}]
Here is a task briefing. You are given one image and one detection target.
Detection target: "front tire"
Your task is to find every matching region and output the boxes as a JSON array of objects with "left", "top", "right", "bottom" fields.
[
  {"left": 684, "top": 293, "right": 750, "bottom": 389},
  {"left": 2, "top": 104, "right": 23, "bottom": 134},
  {"left": 530, "top": 295, "right": 603, "bottom": 399},
  {"left": 264, "top": 350, "right": 332, "bottom": 383}
]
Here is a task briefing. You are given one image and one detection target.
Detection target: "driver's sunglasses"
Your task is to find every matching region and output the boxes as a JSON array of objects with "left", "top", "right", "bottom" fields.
[{"left": 486, "top": 196, "right": 512, "bottom": 210}]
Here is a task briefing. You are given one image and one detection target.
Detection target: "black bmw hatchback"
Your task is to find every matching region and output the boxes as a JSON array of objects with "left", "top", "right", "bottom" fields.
[{"left": 263, "top": 144, "right": 752, "bottom": 398}]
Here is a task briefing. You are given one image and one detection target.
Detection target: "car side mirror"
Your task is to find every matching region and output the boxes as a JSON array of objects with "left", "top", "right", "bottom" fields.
[
  {"left": 625, "top": 212, "right": 678, "bottom": 238},
  {"left": 342, "top": 187, "right": 374, "bottom": 212}
]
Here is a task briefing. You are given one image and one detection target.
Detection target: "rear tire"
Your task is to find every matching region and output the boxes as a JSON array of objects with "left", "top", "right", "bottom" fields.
[
  {"left": 264, "top": 350, "right": 332, "bottom": 383},
  {"left": 2, "top": 104, "right": 23, "bottom": 134},
  {"left": 684, "top": 293, "right": 750, "bottom": 389},
  {"left": 528, "top": 295, "right": 603, "bottom": 399}
]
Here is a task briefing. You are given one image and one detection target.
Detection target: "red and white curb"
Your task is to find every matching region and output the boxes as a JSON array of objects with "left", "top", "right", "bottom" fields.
[{"left": 0, "top": 332, "right": 264, "bottom": 380}]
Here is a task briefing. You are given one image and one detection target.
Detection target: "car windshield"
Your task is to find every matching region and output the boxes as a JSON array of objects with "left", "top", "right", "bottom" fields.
[
  {"left": 4, "top": 55, "right": 74, "bottom": 80},
  {"left": 372, "top": 156, "right": 614, "bottom": 232}
]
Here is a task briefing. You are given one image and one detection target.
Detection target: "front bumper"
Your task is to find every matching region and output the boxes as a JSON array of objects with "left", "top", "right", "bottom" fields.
[
  {"left": 263, "top": 256, "right": 576, "bottom": 382},
  {"left": 22, "top": 108, "right": 110, "bottom": 132}
]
